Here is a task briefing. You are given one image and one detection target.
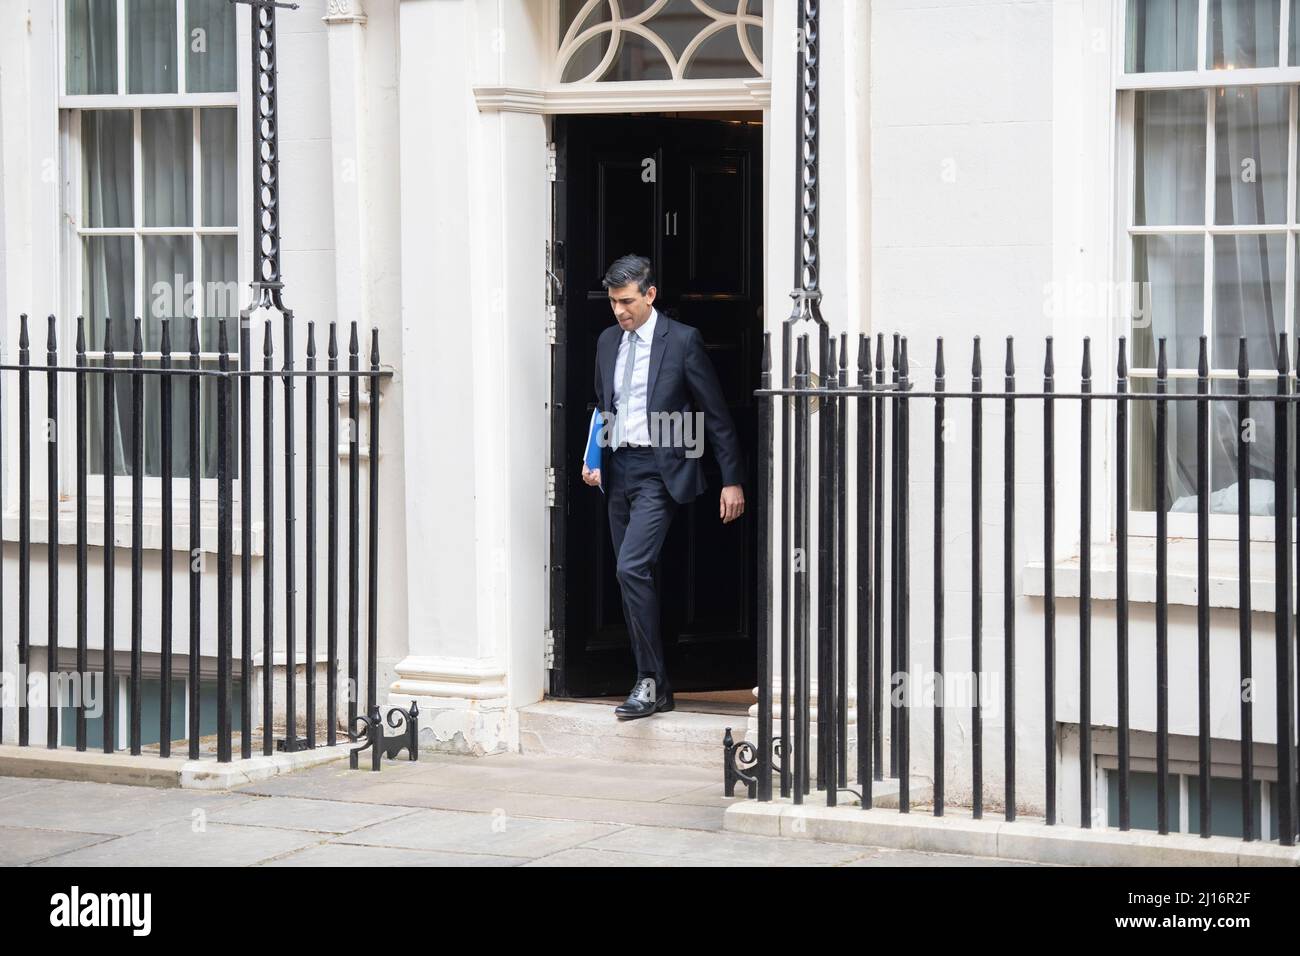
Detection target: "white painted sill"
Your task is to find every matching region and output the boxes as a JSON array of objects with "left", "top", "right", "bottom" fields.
[
  {"left": 1, "top": 500, "right": 265, "bottom": 556},
  {"left": 1024, "top": 537, "right": 1279, "bottom": 612}
]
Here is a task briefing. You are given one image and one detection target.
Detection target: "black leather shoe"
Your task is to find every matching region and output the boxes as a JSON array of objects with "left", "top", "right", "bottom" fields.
[{"left": 615, "top": 678, "right": 670, "bottom": 720}]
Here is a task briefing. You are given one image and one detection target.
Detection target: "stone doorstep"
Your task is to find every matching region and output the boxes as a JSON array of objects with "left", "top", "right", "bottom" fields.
[
  {"left": 518, "top": 700, "right": 873, "bottom": 772},
  {"left": 724, "top": 800, "right": 1300, "bottom": 867},
  {"left": 0, "top": 743, "right": 352, "bottom": 791}
]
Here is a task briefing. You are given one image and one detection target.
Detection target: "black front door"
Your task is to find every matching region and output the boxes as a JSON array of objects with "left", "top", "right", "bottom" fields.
[{"left": 550, "top": 114, "right": 762, "bottom": 698}]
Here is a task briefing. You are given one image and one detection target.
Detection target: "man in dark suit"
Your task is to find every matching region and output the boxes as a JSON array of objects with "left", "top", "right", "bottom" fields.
[{"left": 581, "top": 254, "right": 745, "bottom": 719}]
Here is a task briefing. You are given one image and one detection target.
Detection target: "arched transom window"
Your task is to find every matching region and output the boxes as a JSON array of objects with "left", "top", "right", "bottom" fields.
[{"left": 556, "top": 0, "right": 764, "bottom": 83}]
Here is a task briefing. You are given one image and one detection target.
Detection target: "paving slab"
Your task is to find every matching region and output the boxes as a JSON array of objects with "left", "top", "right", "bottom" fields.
[
  {"left": 336, "top": 807, "right": 625, "bottom": 859},
  {"left": 0, "top": 826, "right": 115, "bottom": 866},
  {"left": 393, "top": 763, "right": 706, "bottom": 801},
  {"left": 312, "top": 780, "right": 729, "bottom": 830},
  {"left": 262, "top": 843, "right": 529, "bottom": 867},
  {"left": 0, "top": 780, "right": 258, "bottom": 835},
  {"left": 840, "top": 847, "right": 1042, "bottom": 867},
  {"left": 523, "top": 847, "right": 744, "bottom": 867},
  {"left": 30, "top": 820, "right": 323, "bottom": 867},
  {"left": 582, "top": 823, "right": 869, "bottom": 866},
  {"left": 207, "top": 796, "right": 421, "bottom": 834},
  {"left": 0, "top": 777, "right": 58, "bottom": 801}
]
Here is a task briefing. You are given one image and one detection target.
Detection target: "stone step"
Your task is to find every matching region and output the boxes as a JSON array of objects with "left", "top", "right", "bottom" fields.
[{"left": 517, "top": 700, "right": 746, "bottom": 769}]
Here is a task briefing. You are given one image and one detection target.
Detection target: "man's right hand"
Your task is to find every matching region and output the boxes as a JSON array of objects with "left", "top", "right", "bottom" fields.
[{"left": 581, "top": 464, "right": 601, "bottom": 487}]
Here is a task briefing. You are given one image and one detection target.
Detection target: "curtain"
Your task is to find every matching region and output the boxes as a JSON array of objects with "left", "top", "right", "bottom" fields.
[
  {"left": 186, "top": 0, "right": 237, "bottom": 93},
  {"left": 1126, "top": 0, "right": 1198, "bottom": 72},
  {"left": 1209, "top": 0, "right": 1281, "bottom": 69},
  {"left": 82, "top": 106, "right": 236, "bottom": 479},
  {"left": 66, "top": 0, "right": 117, "bottom": 94},
  {"left": 1130, "top": 79, "right": 1288, "bottom": 515}
]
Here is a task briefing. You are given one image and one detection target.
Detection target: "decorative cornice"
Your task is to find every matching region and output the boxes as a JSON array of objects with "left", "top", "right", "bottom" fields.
[
  {"left": 473, "top": 79, "right": 771, "bottom": 115},
  {"left": 323, "top": 0, "right": 367, "bottom": 25}
]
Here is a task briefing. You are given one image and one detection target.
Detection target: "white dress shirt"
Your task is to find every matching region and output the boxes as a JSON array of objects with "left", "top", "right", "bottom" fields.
[{"left": 612, "top": 307, "right": 658, "bottom": 447}]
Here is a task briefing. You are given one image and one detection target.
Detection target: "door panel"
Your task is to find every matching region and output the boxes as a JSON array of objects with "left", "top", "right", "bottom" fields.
[{"left": 554, "top": 114, "right": 762, "bottom": 698}]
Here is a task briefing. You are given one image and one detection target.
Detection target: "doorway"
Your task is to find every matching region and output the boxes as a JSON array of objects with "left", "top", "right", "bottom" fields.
[{"left": 549, "top": 113, "right": 763, "bottom": 700}]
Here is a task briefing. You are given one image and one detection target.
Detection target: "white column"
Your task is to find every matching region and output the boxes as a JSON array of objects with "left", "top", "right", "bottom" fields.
[
  {"left": 322, "top": 0, "right": 370, "bottom": 336},
  {"left": 388, "top": 0, "right": 549, "bottom": 753}
]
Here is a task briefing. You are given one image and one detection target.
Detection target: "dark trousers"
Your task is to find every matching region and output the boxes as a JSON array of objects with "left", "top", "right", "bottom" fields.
[{"left": 607, "top": 446, "right": 678, "bottom": 693}]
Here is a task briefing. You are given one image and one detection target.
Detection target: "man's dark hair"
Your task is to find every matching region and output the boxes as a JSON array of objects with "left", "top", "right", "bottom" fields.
[{"left": 602, "top": 254, "right": 656, "bottom": 295}]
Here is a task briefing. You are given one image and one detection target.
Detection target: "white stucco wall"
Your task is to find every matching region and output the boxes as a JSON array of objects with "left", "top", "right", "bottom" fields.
[{"left": 0, "top": 0, "right": 407, "bottom": 744}]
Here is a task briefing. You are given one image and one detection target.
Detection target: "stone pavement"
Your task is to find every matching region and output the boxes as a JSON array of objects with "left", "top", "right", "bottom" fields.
[{"left": 0, "top": 751, "right": 1041, "bottom": 866}]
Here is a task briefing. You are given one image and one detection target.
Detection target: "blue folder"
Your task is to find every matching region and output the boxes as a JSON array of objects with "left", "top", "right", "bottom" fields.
[{"left": 583, "top": 408, "right": 605, "bottom": 494}]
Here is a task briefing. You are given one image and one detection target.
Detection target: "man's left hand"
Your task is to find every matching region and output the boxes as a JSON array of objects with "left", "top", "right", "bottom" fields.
[{"left": 720, "top": 485, "right": 745, "bottom": 523}]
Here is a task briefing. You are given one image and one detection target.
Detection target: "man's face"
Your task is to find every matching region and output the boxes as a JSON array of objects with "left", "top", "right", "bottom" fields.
[{"left": 608, "top": 281, "right": 656, "bottom": 332}]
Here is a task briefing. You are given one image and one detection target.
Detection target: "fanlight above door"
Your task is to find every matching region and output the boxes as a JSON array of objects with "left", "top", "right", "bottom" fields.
[{"left": 557, "top": 0, "right": 764, "bottom": 83}]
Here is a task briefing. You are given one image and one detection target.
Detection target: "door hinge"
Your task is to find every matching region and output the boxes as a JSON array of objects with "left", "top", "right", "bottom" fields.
[
  {"left": 544, "top": 628, "right": 556, "bottom": 669},
  {"left": 546, "top": 142, "right": 557, "bottom": 182},
  {"left": 546, "top": 304, "right": 558, "bottom": 345},
  {"left": 545, "top": 466, "right": 558, "bottom": 506}
]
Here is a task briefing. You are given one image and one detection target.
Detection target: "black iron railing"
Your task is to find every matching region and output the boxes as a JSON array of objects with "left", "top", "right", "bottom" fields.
[
  {"left": 0, "top": 312, "right": 389, "bottom": 764},
  {"left": 730, "top": 327, "right": 1300, "bottom": 847}
]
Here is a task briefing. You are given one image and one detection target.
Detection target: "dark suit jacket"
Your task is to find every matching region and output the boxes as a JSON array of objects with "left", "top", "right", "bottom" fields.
[{"left": 594, "top": 313, "right": 744, "bottom": 505}]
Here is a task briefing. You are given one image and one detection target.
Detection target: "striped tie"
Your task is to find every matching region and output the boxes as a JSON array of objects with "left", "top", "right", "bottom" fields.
[{"left": 616, "top": 330, "right": 638, "bottom": 447}]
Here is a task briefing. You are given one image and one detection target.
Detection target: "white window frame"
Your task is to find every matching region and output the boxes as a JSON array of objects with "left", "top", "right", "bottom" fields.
[
  {"left": 55, "top": 0, "right": 251, "bottom": 504},
  {"left": 1116, "top": 0, "right": 1300, "bottom": 541}
]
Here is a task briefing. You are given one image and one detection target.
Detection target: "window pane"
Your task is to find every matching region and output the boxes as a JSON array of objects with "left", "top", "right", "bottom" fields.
[
  {"left": 1105, "top": 769, "right": 1182, "bottom": 830},
  {"left": 66, "top": 0, "right": 118, "bottom": 94},
  {"left": 606, "top": 33, "right": 673, "bottom": 81},
  {"left": 85, "top": 356, "right": 134, "bottom": 477},
  {"left": 1215, "top": 86, "right": 1287, "bottom": 225},
  {"left": 200, "top": 108, "right": 238, "bottom": 227},
  {"left": 201, "top": 359, "right": 222, "bottom": 479},
  {"left": 1126, "top": 0, "right": 1198, "bottom": 72},
  {"left": 1131, "top": 378, "right": 1199, "bottom": 509},
  {"left": 202, "top": 236, "right": 239, "bottom": 351},
  {"left": 81, "top": 110, "right": 133, "bottom": 228},
  {"left": 144, "top": 235, "right": 193, "bottom": 350},
  {"left": 1208, "top": 379, "right": 1278, "bottom": 515},
  {"left": 1209, "top": 0, "right": 1281, "bottom": 68},
  {"left": 186, "top": 0, "right": 236, "bottom": 92},
  {"left": 138, "top": 358, "right": 164, "bottom": 476},
  {"left": 83, "top": 235, "right": 135, "bottom": 349},
  {"left": 1292, "top": 0, "right": 1300, "bottom": 63},
  {"left": 559, "top": 0, "right": 612, "bottom": 82},
  {"left": 128, "top": 0, "right": 178, "bottom": 93},
  {"left": 1187, "top": 775, "right": 1268, "bottom": 838},
  {"left": 683, "top": 24, "right": 762, "bottom": 79},
  {"left": 1134, "top": 90, "right": 1206, "bottom": 226},
  {"left": 143, "top": 109, "right": 193, "bottom": 227},
  {"left": 1213, "top": 234, "right": 1284, "bottom": 370},
  {"left": 1131, "top": 234, "right": 1204, "bottom": 369}
]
